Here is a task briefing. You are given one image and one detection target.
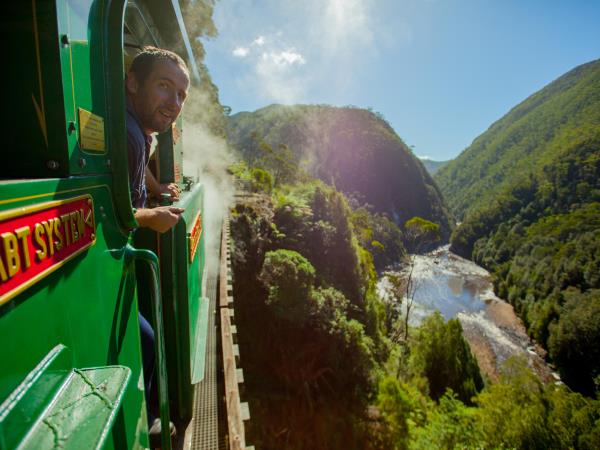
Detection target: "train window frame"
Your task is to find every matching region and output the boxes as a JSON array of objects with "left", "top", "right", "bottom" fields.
[{"left": 122, "top": 2, "right": 176, "bottom": 203}]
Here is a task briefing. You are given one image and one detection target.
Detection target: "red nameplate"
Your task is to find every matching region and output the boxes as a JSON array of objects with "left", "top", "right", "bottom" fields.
[
  {"left": 188, "top": 211, "right": 202, "bottom": 263},
  {"left": 0, "top": 195, "right": 96, "bottom": 305}
]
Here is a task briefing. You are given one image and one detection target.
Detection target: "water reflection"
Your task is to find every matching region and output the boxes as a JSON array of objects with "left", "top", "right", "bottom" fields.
[
  {"left": 402, "top": 247, "right": 489, "bottom": 323},
  {"left": 447, "top": 276, "right": 463, "bottom": 296}
]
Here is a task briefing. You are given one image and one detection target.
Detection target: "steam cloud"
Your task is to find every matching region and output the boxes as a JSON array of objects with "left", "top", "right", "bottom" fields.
[{"left": 182, "top": 86, "right": 235, "bottom": 278}]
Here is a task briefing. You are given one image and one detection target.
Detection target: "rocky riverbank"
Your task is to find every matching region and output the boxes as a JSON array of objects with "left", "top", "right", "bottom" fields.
[{"left": 378, "top": 246, "right": 558, "bottom": 383}]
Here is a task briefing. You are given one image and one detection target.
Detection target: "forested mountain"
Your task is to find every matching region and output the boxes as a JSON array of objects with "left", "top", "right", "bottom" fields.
[
  {"left": 436, "top": 58, "right": 600, "bottom": 220},
  {"left": 419, "top": 157, "right": 450, "bottom": 175},
  {"left": 435, "top": 59, "right": 600, "bottom": 395},
  {"left": 227, "top": 104, "right": 453, "bottom": 239}
]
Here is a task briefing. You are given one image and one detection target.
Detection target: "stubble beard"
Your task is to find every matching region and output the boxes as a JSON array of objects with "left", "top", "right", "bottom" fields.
[{"left": 139, "top": 104, "right": 173, "bottom": 134}]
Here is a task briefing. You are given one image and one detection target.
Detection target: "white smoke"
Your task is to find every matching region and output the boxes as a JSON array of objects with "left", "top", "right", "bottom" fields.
[
  {"left": 182, "top": 86, "right": 235, "bottom": 274},
  {"left": 301, "top": 107, "right": 334, "bottom": 173}
]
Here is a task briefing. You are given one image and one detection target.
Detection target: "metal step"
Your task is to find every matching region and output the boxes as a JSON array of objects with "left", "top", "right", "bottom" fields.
[{"left": 189, "top": 273, "right": 219, "bottom": 450}]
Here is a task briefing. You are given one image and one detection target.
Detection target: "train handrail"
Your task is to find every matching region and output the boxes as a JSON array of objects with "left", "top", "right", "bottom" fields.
[{"left": 125, "top": 244, "right": 172, "bottom": 450}]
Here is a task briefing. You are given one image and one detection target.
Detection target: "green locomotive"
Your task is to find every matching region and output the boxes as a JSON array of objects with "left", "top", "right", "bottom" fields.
[{"left": 0, "top": 1, "right": 208, "bottom": 448}]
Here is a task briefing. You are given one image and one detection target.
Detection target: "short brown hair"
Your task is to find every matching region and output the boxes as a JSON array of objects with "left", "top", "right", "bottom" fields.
[{"left": 129, "top": 46, "right": 189, "bottom": 86}]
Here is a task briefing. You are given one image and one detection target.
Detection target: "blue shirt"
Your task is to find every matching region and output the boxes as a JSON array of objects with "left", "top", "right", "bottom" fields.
[{"left": 126, "top": 101, "right": 153, "bottom": 209}]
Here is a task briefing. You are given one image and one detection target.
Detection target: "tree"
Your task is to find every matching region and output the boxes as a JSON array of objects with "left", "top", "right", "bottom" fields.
[
  {"left": 385, "top": 217, "right": 441, "bottom": 344},
  {"left": 403, "top": 216, "right": 440, "bottom": 253},
  {"left": 410, "top": 312, "right": 483, "bottom": 404},
  {"left": 249, "top": 167, "right": 273, "bottom": 193},
  {"left": 384, "top": 271, "right": 416, "bottom": 345},
  {"left": 256, "top": 140, "right": 303, "bottom": 187},
  {"left": 375, "top": 377, "right": 417, "bottom": 450},
  {"left": 259, "top": 249, "right": 315, "bottom": 322}
]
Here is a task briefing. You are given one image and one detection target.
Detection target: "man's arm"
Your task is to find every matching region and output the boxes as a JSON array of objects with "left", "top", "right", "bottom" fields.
[
  {"left": 135, "top": 206, "right": 184, "bottom": 233},
  {"left": 145, "top": 167, "right": 181, "bottom": 201}
]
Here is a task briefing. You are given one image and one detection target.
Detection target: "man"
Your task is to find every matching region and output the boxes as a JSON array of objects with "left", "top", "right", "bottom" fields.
[
  {"left": 126, "top": 47, "right": 189, "bottom": 229},
  {"left": 125, "top": 46, "right": 190, "bottom": 445}
]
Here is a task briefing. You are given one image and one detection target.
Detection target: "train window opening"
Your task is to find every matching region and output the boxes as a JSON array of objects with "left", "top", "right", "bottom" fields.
[
  {"left": 124, "top": 23, "right": 142, "bottom": 52},
  {"left": 117, "top": 0, "right": 198, "bottom": 229},
  {"left": 124, "top": 1, "right": 162, "bottom": 48},
  {"left": 122, "top": 2, "right": 169, "bottom": 214},
  {"left": 123, "top": 1, "right": 163, "bottom": 81}
]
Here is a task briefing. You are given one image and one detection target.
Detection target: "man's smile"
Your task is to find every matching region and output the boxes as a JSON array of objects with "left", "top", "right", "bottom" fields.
[{"left": 159, "top": 109, "right": 173, "bottom": 119}]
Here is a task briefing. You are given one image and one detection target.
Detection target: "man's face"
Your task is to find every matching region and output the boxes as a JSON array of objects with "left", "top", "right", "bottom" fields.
[{"left": 127, "top": 59, "right": 190, "bottom": 134}]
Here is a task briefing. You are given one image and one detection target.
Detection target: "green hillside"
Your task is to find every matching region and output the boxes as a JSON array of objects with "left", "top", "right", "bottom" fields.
[
  {"left": 436, "top": 59, "right": 600, "bottom": 220},
  {"left": 436, "top": 59, "right": 600, "bottom": 395},
  {"left": 227, "top": 104, "right": 453, "bottom": 239}
]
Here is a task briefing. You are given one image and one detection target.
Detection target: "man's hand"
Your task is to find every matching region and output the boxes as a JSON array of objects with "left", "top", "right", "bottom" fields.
[
  {"left": 145, "top": 168, "right": 181, "bottom": 201},
  {"left": 158, "top": 183, "right": 181, "bottom": 201},
  {"left": 135, "top": 206, "right": 185, "bottom": 233}
]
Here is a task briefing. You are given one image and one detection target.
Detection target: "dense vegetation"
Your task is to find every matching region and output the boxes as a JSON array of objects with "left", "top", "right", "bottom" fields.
[
  {"left": 231, "top": 178, "right": 384, "bottom": 449},
  {"left": 230, "top": 143, "right": 488, "bottom": 447},
  {"left": 227, "top": 104, "right": 453, "bottom": 240},
  {"left": 229, "top": 149, "right": 600, "bottom": 448},
  {"left": 437, "top": 59, "right": 600, "bottom": 395},
  {"left": 376, "top": 356, "right": 600, "bottom": 450}
]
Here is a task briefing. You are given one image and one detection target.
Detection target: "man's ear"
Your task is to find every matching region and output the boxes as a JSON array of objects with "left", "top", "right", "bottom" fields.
[{"left": 125, "top": 72, "right": 139, "bottom": 95}]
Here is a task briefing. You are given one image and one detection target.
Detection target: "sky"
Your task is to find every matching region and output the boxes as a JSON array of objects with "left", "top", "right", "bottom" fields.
[{"left": 201, "top": 0, "right": 600, "bottom": 161}]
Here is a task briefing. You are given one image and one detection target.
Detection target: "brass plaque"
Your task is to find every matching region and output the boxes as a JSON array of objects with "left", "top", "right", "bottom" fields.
[{"left": 78, "top": 108, "right": 106, "bottom": 152}]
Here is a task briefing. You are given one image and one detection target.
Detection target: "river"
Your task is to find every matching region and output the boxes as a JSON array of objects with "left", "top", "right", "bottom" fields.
[{"left": 377, "top": 245, "right": 557, "bottom": 382}]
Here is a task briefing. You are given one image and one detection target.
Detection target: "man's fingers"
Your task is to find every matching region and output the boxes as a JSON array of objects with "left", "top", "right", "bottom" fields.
[
  {"left": 158, "top": 183, "right": 181, "bottom": 199},
  {"left": 168, "top": 207, "right": 185, "bottom": 214}
]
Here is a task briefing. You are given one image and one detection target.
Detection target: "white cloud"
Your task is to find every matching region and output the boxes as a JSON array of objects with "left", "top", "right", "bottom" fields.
[
  {"left": 232, "top": 35, "right": 267, "bottom": 58},
  {"left": 262, "top": 50, "right": 306, "bottom": 67},
  {"left": 229, "top": 31, "right": 308, "bottom": 103},
  {"left": 216, "top": 0, "right": 405, "bottom": 105},
  {"left": 232, "top": 46, "right": 249, "bottom": 57},
  {"left": 231, "top": 36, "right": 266, "bottom": 58},
  {"left": 253, "top": 48, "right": 308, "bottom": 103}
]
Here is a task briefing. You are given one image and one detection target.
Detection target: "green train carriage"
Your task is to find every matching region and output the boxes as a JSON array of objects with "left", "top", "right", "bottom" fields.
[{"left": 0, "top": 1, "right": 209, "bottom": 448}]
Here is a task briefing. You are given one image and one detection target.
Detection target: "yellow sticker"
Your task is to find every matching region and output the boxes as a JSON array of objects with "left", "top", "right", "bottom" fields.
[{"left": 78, "top": 108, "right": 106, "bottom": 152}]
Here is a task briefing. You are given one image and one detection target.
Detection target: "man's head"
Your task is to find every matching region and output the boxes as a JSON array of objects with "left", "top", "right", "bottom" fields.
[{"left": 126, "top": 47, "right": 190, "bottom": 134}]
